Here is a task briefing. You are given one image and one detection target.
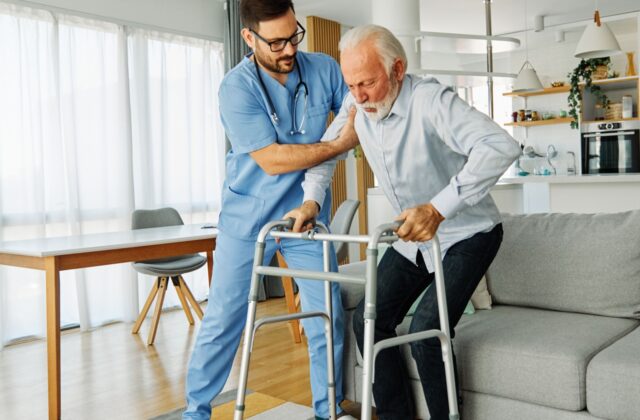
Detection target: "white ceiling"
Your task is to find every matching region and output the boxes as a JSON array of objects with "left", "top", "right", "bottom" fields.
[{"left": 294, "top": 0, "right": 640, "bottom": 34}]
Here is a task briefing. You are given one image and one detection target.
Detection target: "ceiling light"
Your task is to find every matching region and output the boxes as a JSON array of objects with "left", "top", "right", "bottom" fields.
[
  {"left": 513, "top": 61, "right": 543, "bottom": 92},
  {"left": 513, "top": 0, "right": 543, "bottom": 92},
  {"left": 574, "top": 10, "right": 621, "bottom": 59}
]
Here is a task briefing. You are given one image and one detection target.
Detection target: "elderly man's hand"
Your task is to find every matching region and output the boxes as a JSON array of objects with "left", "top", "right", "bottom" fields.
[
  {"left": 335, "top": 106, "right": 359, "bottom": 151},
  {"left": 283, "top": 200, "right": 320, "bottom": 233},
  {"left": 396, "top": 203, "right": 445, "bottom": 242}
]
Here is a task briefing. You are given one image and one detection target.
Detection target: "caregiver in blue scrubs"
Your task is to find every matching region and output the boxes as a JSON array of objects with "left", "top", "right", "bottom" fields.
[{"left": 183, "top": 1, "right": 358, "bottom": 419}]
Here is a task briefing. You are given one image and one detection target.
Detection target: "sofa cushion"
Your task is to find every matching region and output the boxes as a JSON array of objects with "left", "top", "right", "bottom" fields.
[
  {"left": 587, "top": 325, "right": 640, "bottom": 420},
  {"left": 487, "top": 211, "right": 640, "bottom": 319},
  {"left": 452, "top": 306, "right": 639, "bottom": 411},
  {"left": 461, "top": 391, "right": 605, "bottom": 420},
  {"left": 385, "top": 306, "right": 639, "bottom": 411}
]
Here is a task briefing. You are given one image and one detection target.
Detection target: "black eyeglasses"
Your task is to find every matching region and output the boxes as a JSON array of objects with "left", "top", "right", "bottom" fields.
[{"left": 250, "top": 21, "right": 306, "bottom": 52}]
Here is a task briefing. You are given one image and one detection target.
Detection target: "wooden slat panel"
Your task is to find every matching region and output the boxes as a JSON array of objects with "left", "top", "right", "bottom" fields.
[
  {"left": 356, "top": 154, "right": 375, "bottom": 259},
  {"left": 306, "top": 15, "right": 345, "bottom": 219}
]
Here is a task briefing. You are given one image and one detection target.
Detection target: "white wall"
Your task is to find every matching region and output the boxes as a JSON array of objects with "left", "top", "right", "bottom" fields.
[{"left": 23, "top": 0, "right": 225, "bottom": 39}]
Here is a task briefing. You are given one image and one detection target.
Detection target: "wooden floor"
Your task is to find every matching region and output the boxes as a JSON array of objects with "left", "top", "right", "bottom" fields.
[{"left": 0, "top": 298, "right": 326, "bottom": 419}]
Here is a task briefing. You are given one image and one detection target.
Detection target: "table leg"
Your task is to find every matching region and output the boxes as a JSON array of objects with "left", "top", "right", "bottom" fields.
[
  {"left": 206, "top": 250, "right": 213, "bottom": 287},
  {"left": 45, "top": 256, "right": 61, "bottom": 420}
]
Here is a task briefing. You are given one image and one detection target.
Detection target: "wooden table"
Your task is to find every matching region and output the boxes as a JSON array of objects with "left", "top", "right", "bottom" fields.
[{"left": 0, "top": 224, "right": 217, "bottom": 419}]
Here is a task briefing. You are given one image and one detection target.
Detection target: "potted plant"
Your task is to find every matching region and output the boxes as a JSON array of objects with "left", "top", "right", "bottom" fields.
[{"left": 567, "top": 57, "right": 610, "bottom": 129}]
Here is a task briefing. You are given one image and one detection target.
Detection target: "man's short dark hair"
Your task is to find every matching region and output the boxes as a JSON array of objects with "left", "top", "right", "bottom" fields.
[{"left": 240, "top": 0, "right": 295, "bottom": 31}]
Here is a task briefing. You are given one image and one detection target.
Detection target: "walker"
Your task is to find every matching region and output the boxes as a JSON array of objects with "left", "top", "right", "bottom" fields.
[{"left": 233, "top": 219, "right": 459, "bottom": 420}]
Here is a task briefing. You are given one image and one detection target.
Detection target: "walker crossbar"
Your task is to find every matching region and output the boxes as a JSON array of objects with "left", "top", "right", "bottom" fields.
[
  {"left": 253, "top": 311, "right": 330, "bottom": 331},
  {"left": 248, "top": 311, "right": 330, "bottom": 353},
  {"left": 372, "top": 329, "right": 449, "bottom": 366},
  {"left": 254, "top": 265, "right": 365, "bottom": 285},
  {"left": 271, "top": 230, "right": 399, "bottom": 244}
]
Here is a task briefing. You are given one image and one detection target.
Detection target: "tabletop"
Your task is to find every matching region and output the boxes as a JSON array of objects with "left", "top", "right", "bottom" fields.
[{"left": 0, "top": 224, "right": 218, "bottom": 258}]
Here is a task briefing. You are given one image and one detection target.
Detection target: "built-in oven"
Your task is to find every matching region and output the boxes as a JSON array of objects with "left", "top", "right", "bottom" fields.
[{"left": 581, "top": 121, "right": 640, "bottom": 174}]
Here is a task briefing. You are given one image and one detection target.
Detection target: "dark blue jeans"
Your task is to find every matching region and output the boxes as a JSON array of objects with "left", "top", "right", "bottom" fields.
[{"left": 353, "top": 224, "right": 503, "bottom": 420}]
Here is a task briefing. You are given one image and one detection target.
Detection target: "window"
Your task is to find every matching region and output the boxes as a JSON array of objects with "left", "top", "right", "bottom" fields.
[{"left": 0, "top": 4, "right": 225, "bottom": 346}]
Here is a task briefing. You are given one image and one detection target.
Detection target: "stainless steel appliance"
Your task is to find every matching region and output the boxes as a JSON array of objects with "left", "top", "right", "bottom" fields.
[{"left": 581, "top": 121, "right": 640, "bottom": 174}]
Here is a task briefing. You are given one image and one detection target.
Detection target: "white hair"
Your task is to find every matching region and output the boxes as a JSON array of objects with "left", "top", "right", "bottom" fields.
[{"left": 339, "top": 24, "right": 407, "bottom": 74}]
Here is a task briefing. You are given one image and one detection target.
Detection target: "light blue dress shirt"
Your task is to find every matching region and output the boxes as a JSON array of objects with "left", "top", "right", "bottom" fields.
[{"left": 303, "top": 75, "right": 521, "bottom": 271}]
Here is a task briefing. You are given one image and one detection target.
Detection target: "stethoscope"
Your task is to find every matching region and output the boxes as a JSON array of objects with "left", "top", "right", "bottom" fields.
[{"left": 254, "top": 56, "right": 309, "bottom": 135}]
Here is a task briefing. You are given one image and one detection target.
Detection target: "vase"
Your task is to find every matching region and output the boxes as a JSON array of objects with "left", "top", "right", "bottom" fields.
[{"left": 626, "top": 52, "right": 637, "bottom": 77}]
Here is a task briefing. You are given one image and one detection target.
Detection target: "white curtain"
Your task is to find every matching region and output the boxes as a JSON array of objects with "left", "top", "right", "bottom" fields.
[{"left": 0, "top": 3, "right": 225, "bottom": 348}]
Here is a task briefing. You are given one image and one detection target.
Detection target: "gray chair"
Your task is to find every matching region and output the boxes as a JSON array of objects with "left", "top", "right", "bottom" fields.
[
  {"left": 130, "top": 207, "right": 206, "bottom": 345},
  {"left": 279, "top": 199, "right": 360, "bottom": 343}
]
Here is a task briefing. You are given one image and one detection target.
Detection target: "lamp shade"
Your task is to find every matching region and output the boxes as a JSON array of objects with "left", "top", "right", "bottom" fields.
[
  {"left": 512, "top": 61, "right": 543, "bottom": 92},
  {"left": 574, "top": 10, "right": 621, "bottom": 59}
]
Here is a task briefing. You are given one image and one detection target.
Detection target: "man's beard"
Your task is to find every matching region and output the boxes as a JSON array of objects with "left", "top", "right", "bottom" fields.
[
  {"left": 254, "top": 48, "right": 296, "bottom": 74},
  {"left": 357, "top": 76, "right": 400, "bottom": 122}
]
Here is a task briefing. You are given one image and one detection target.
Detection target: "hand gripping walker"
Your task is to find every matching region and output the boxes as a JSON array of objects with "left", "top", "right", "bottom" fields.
[{"left": 233, "top": 219, "right": 459, "bottom": 420}]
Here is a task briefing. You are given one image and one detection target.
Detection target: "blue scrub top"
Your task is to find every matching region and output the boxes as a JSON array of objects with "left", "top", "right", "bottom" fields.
[{"left": 218, "top": 51, "right": 347, "bottom": 240}]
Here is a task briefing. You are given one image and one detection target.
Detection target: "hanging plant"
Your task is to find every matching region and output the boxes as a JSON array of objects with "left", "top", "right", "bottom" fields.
[{"left": 567, "top": 57, "right": 610, "bottom": 129}]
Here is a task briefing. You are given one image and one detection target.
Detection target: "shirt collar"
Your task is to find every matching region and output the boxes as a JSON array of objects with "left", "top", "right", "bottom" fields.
[{"left": 386, "top": 74, "right": 412, "bottom": 119}]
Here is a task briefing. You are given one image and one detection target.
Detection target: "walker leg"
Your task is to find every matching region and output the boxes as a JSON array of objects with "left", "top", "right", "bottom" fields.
[
  {"left": 234, "top": 242, "right": 266, "bottom": 420},
  {"left": 322, "top": 240, "right": 337, "bottom": 420},
  {"left": 360, "top": 248, "right": 378, "bottom": 420},
  {"left": 432, "top": 236, "right": 459, "bottom": 418},
  {"left": 442, "top": 338, "right": 460, "bottom": 419}
]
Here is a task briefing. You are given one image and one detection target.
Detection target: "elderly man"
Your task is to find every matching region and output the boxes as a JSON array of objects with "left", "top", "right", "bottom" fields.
[{"left": 286, "top": 25, "right": 520, "bottom": 420}]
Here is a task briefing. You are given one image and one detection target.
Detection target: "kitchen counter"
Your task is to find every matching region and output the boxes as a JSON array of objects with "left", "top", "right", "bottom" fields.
[
  {"left": 497, "top": 174, "right": 640, "bottom": 185},
  {"left": 368, "top": 172, "right": 640, "bottom": 221},
  {"left": 492, "top": 174, "right": 640, "bottom": 214}
]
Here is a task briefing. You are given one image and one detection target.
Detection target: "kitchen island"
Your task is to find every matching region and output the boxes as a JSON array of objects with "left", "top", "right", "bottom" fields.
[
  {"left": 367, "top": 174, "right": 640, "bottom": 225},
  {"left": 492, "top": 174, "right": 640, "bottom": 214}
]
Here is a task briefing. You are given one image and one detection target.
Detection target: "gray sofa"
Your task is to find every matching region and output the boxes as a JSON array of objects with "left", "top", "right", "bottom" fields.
[{"left": 339, "top": 211, "right": 640, "bottom": 419}]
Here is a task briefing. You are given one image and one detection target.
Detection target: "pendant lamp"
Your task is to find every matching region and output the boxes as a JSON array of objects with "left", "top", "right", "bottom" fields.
[
  {"left": 574, "top": 10, "right": 621, "bottom": 59},
  {"left": 512, "top": 0, "right": 543, "bottom": 92},
  {"left": 513, "top": 61, "right": 543, "bottom": 92}
]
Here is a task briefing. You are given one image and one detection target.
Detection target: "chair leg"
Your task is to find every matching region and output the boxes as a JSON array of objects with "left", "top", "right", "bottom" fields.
[
  {"left": 147, "top": 277, "right": 168, "bottom": 345},
  {"left": 179, "top": 276, "right": 204, "bottom": 320},
  {"left": 132, "top": 278, "right": 160, "bottom": 334},
  {"left": 294, "top": 294, "right": 304, "bottom": 337},
  {"left": 172, "top": 276, "right": 194, "bottom": 325},
  {"left": 277, "top": 252, "right": 302, "bottom": 344}
]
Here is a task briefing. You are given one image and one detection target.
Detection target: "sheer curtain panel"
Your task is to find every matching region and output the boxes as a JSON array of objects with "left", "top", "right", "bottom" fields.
[{"left": 0, "top": 3, "right": 225, "bottom": 348}]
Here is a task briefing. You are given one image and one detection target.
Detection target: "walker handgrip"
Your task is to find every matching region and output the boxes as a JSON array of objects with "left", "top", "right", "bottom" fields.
[
  {"left": 276, "top": 217, "right": 317, "bottom": 231},
  {"left": 277, "top": 218, "right": 295, "bottom": 231},
  {"left": 391, "top": 219, "right": 404, "bottom": 231}
]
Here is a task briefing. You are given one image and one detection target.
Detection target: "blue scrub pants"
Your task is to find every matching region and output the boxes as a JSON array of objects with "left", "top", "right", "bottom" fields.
[{"left": 183, "top": 231, "right": 345, "bottom": 419}]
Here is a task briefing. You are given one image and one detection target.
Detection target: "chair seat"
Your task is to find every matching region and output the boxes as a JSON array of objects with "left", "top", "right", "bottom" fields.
[{"left": 133, "top": 254, "right": 207, "bottom": 276}]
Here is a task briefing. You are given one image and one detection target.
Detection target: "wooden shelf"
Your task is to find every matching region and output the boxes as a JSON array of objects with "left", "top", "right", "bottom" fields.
[
  {"left": 588, "top": 75, "right": 639, "bottom": 89},
  {"left": 503, "top": 85, "right": 570, "bottom": 97},
  {"left": 504, "top": 117, "right": 573, "bottom": 127}
]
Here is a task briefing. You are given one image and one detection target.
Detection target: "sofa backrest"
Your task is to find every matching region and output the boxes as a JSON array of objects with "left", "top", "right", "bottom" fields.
[{"left": 486, "top": 211, "right": 640, "bottom": 319}]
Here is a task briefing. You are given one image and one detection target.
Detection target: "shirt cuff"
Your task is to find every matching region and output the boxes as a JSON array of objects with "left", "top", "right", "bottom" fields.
[
  {"left": 431, "top": 182, "right": 466, "bottom": 219},
  {"left": 302, "top": 184, "right": 327, "bottom": 210}
]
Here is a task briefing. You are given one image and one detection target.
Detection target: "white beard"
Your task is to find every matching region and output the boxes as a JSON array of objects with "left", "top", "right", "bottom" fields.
[{"left": 357, "top": 77, "right": 400, "bottom": 122}]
